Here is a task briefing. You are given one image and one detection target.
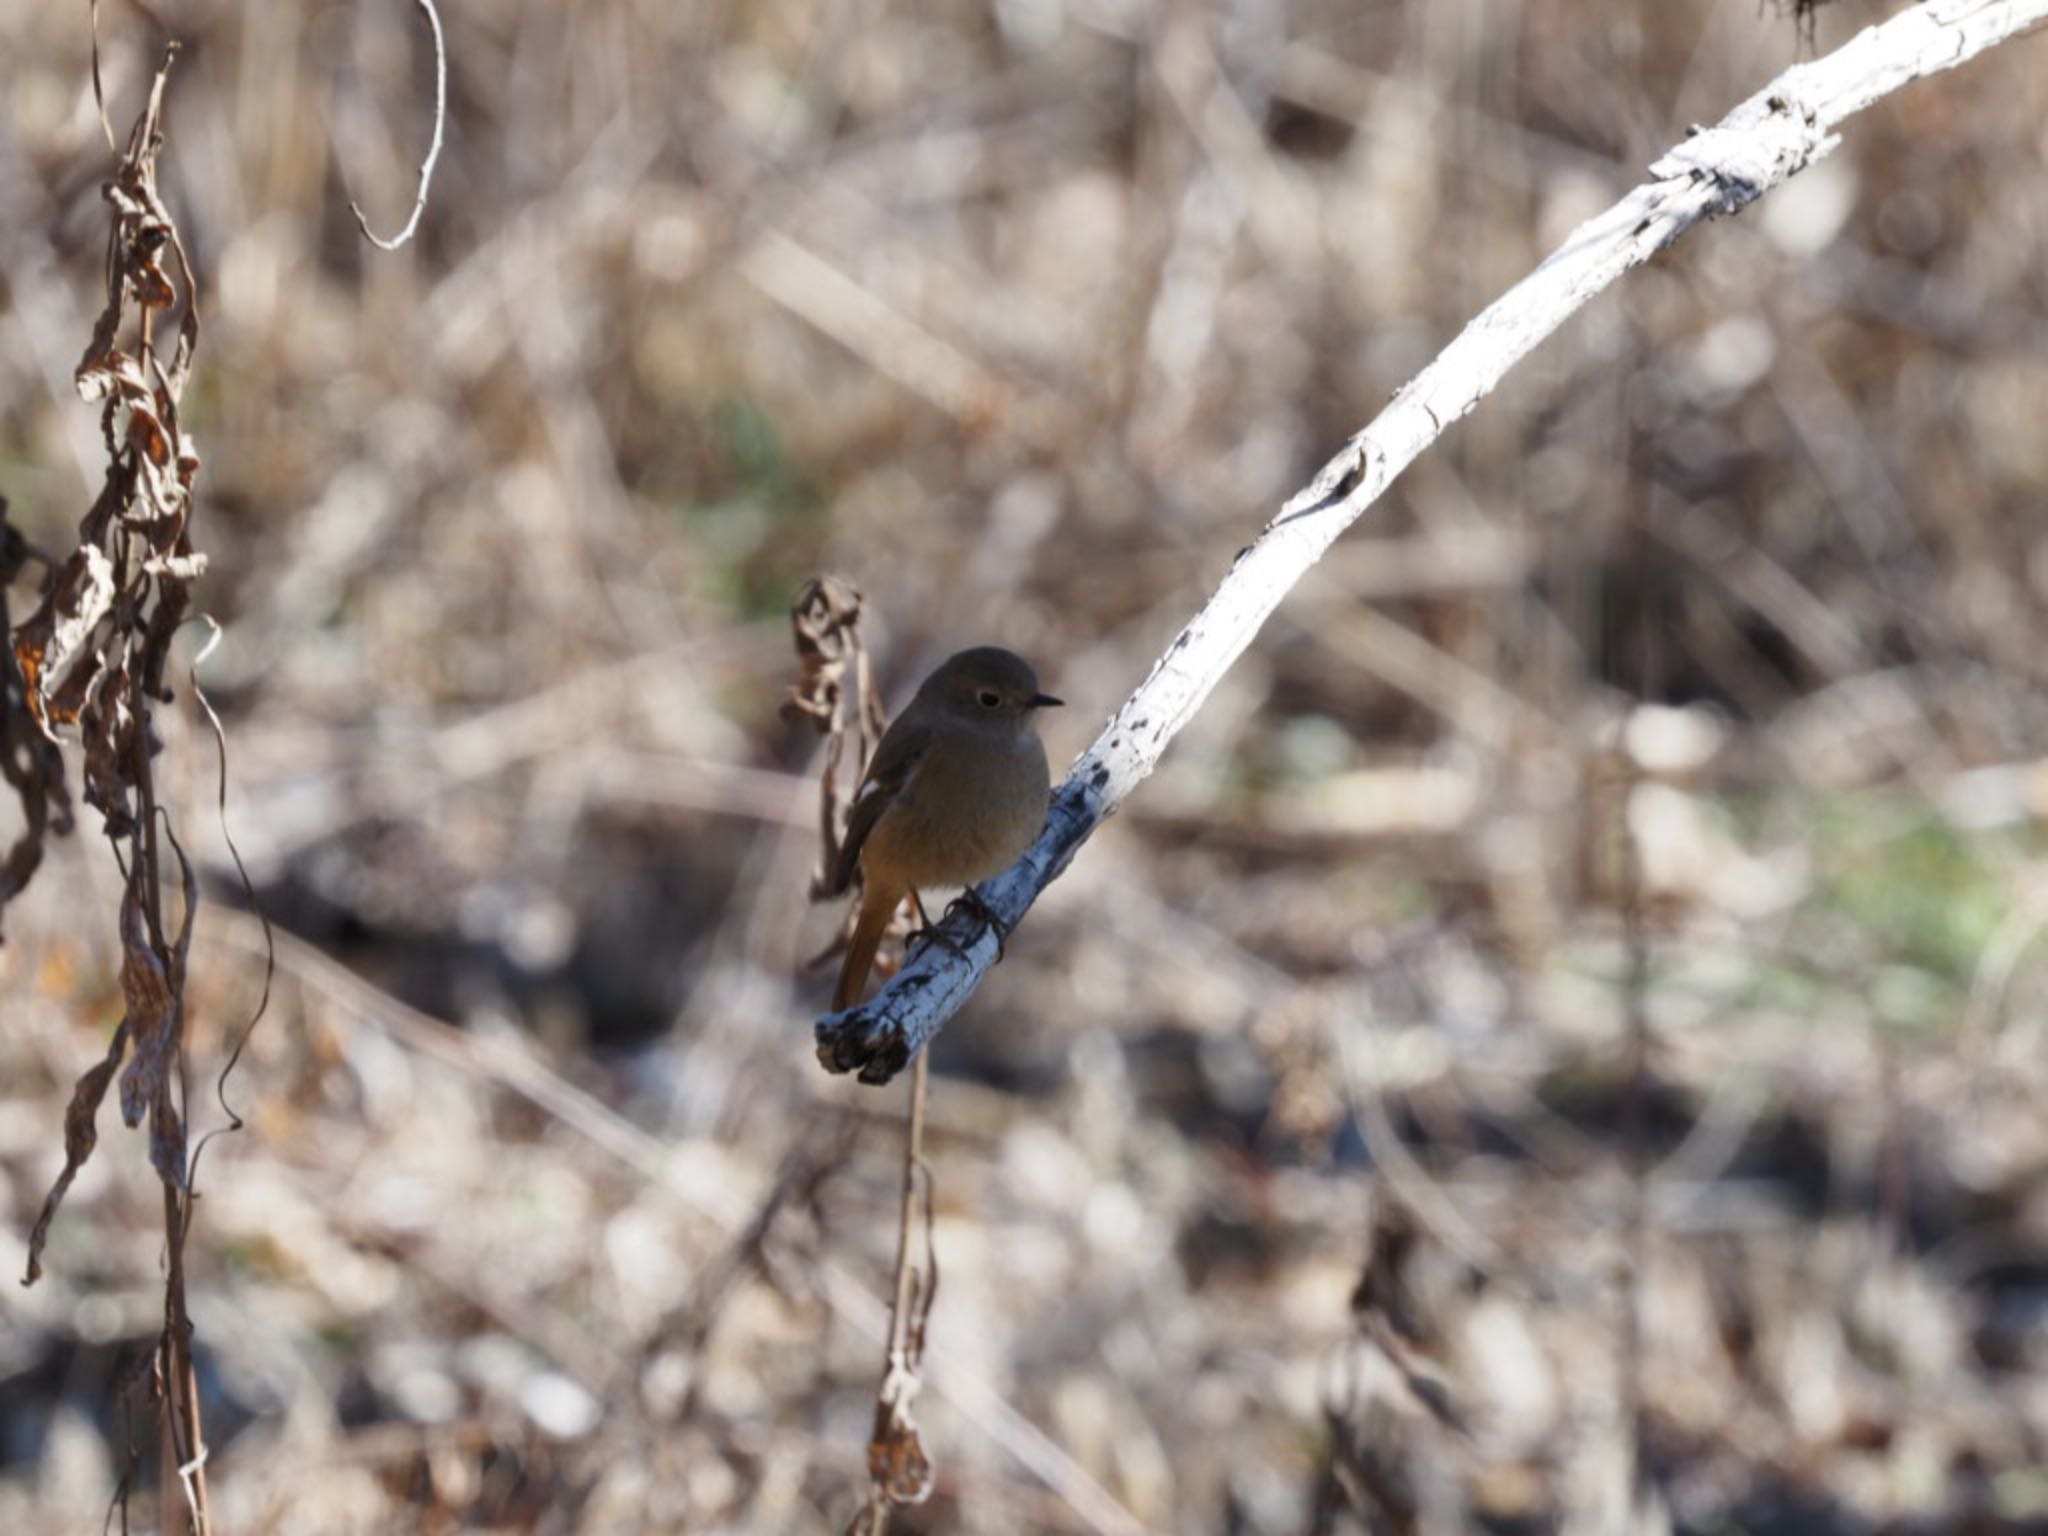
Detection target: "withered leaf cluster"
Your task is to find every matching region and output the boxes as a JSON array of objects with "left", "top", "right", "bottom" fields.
[
  {"left": 8, "top": 51, "right": 208, "bottom": 1286},
  {"left": 13, "top": 59, "right": 203, "bottom": 838},
  {"left": 784, "top": 574, "right": 886, "bottom": 901}
]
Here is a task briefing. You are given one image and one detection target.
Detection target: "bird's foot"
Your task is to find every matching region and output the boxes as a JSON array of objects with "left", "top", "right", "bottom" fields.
[
  {"left": 945, "top": 887, "right": 1011, "bottom": 961},
  {"left": 908, "top": 892, "right": 971, "bottom": 961}
]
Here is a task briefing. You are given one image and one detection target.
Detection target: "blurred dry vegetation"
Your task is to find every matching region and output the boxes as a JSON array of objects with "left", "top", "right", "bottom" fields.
[{"left": 4, "top": 1, "right": 2048, "bottom": 1532}]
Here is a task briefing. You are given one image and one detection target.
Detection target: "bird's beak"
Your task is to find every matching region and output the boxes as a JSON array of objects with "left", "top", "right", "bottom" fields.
[{"left": 1031, "top": 692, "right": 1064, "bottom": 709}]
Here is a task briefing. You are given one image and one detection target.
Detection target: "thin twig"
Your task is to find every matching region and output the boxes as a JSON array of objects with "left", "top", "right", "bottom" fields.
[
  {"left": 181, "top": 616, "right": 275, "bottom": 1194},
  {"left": 855, "top": 1051, "right": 939, "bottom": 1529},
  {"left": 348, "top": 0, "right": 448, "bottom": 251}
]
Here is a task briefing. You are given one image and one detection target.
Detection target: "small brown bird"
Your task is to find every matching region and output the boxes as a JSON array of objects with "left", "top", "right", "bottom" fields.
[{"left": 832, "top": 646, "right": 1061, "bottom": 1011}]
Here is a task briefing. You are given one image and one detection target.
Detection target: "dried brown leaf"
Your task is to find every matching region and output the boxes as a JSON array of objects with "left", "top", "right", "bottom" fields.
[
  {"left": 126, "top": 402, "right": 172, "bottom": 468},
  {"left": 80, "top": 656, "right": 140, "bottom": 837},
  {"left": 74, "top": 344, "right": 150, "bottom": 407},
  {"left": 865, "top": 1408, "right": 934, "bottom": 1507},
  {"left": 22, "top": 1020, "right": 131, "bottom": 1286},
  {"left": 116, "top": 885, "right": 178, "bottom": 1120},
  {"left": 73, "top": 304, "right": 128, "bottom": 401},
  {"left": 784, "top": 574, "right": 869, "bottom": 729},
  {"left": 113, "top": 853, "right": 196, "bottom": 1193},
  {"left": 14, "top": 543, "right": 117, "bottom": 731}
]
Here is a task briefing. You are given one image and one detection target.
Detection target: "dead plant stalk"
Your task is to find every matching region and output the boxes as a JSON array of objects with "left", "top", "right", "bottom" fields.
[{"left": 7, "top": 42, "right": 220, "bottom": 1536}]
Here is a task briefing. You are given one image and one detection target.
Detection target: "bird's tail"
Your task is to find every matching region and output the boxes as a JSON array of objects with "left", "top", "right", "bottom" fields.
[{"left": 833, "top": 885, "right": 900, "bottom": 1011}]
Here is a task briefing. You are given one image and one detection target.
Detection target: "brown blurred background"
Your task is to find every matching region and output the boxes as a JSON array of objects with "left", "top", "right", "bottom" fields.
[{"left": 3, "top": 1, "right": 2047, "bottom": 1531}]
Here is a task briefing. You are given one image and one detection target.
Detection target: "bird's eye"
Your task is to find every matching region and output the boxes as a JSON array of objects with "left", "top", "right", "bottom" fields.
[{"left": 977, "top": 689, "right": 1001, "bottom": 708}]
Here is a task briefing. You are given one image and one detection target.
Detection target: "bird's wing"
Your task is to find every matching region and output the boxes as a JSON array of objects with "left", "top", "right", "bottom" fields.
[{"left": 831, "top": 720, "right": 931, "bottom": 894}]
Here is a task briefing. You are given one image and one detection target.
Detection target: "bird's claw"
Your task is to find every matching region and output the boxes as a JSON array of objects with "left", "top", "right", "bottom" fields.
[
  {"left": 945, "top": 888, "right": 1011, "bottom": 961},
  {"left": 903, "top": 888, "right": 1010, "bottom": 963}
]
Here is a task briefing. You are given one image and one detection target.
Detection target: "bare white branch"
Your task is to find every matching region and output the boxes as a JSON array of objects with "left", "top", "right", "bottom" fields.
[{"left": 816, "top": 0, "right": 2048, "bottom": 1085}]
